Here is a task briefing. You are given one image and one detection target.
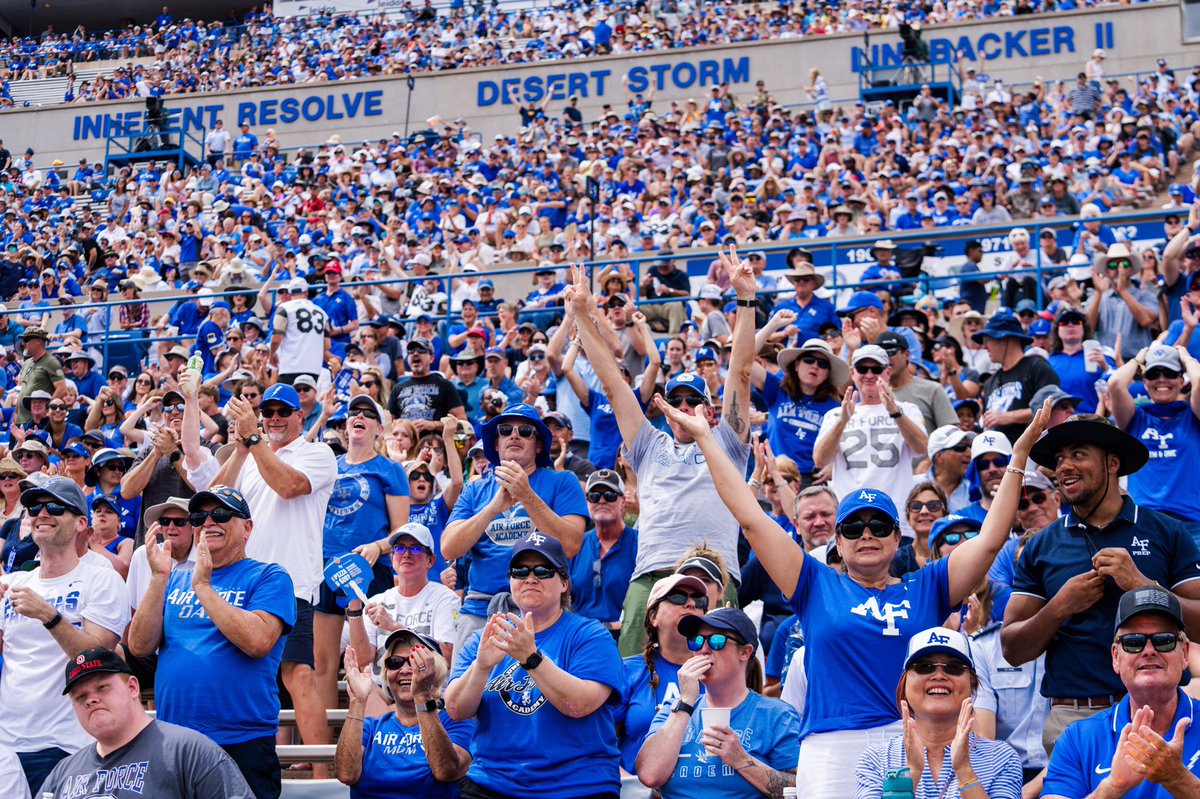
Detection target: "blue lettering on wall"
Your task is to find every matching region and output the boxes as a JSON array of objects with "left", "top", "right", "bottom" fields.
[
  {"left": 851, "top": 23, "right": 1084, "bottom": 72},
  {"left": 70, "top": 89, "right": 387, "bottom": 141}
]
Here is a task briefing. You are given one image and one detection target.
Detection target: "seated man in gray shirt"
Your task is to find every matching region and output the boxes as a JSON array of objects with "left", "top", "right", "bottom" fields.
[
  {"left": 40, "top": 647, "right": 253, "bottom": 799},
  {"left": 878, "top": 330, "right": 958, "bottom": 433},
  {"left": 566, "top": 249, "right": 755, "bottom": 658}
]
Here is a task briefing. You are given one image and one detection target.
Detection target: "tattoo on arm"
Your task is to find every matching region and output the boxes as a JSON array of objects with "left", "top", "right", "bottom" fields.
[
  {"left": 736, "top": 759, "right": 795, "bottom": 799},
  {"left": 727, "top": 391, "right": 745, "bottom": 437}
]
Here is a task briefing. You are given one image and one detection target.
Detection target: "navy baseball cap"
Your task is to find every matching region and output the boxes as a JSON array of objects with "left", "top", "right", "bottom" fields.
[
  {"left": 261, "top": 383, "right": 301, "bottom": 410},
  {"left": 836, "top": 487, "right": 900, "bottom": 525},
  {"left": 188, "top": 485, "right": 252, "bottom": 519},
  {"left": 509, "top": 531, "right": 568, "bottom": 573},
  {"left": 677, "top": 607, "right": 760, "bottom": 652}
]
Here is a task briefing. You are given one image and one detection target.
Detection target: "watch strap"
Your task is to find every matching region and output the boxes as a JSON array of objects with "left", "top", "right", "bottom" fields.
[
  {"left": 43, "top": 612, "right": 63, "bottom": 630},
  {"left": 416, "top": 698, "right": 445, "bottom": 713},
  {"left": 521, "top": 649, "right": 545, "bottom": 671},
  {"left": 673, "top": 699, "right": 696, "bottom": 717},
  {"left": 735, "top": 298, "right": 759, "bottom": 308}
]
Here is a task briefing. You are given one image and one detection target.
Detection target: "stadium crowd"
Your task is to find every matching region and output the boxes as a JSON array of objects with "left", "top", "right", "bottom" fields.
[
  {"left": 1, "top": 7, "right": 1200, "bottom": 799},
  {"left": 0, "top": 0, "right": 1141, "bottom": 102}
]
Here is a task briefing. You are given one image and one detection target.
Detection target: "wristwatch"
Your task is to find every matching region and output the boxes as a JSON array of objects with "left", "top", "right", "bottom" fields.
[
  {"left": 521, "top": 649, "right": 545, "bottom": 671},
  {"left": 672, "top": 699, "right": 696, "bottom": 717},
  {"left": 169, "top": 450, "right": 181, "bottom": 463},
  {"left": 43, "top": 612, "right": 63, "bottom": 630},
  {"left": 416, "top": 698, "right": 446, "bottom": 714},
  {"left": 243, "top": 433, "right": 263, "bottom": 448}
]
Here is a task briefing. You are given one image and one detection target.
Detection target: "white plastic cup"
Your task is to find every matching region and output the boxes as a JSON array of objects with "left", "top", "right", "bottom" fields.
[
  {"left": 703, "top": 706, "right": 731, "bottom": 732},
  {"left": 1083, "top": 340, "right": 1101, "bottom": 373}
]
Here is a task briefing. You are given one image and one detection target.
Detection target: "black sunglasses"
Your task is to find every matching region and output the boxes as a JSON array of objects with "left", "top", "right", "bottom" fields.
[
  {"left": 358, "top": 380, "right": 378, "bottom": 388},
  {"left": 27, "top": 502, "right": 69, "bottom": 516},
  {"left": 587, "top": 490, "right": 620, "bottom": 503},
  {"left": 509, "top": 565, "right": 559, "bottom": 580},
  {"left": 158, "top": 516, "right": 190, "bottom": 527},
  {"left": 854, "top": 363, "right": 885, "bottom": 375},
  {"left": 799, "top": 355, "right": 830, "bottom": 369},
  {"left": 911, "top": 661, "right": 969, "bottom": 676},
  {"left": 1116, "top": 632, "right": 1179, "bottom": 654},
  {"left": 1145, "top": 367, "right": 1182, "bottom": 381},
  {"left": 667, "top": 394, "right": 706, "bottom": 408},
  {"left": 260, "top": 407, "right": 295, "bottom": 419},
  {"left": 497, "top": 423, "right": 536, "bottom": 439},
  {"left": 908, "top": 500, "right": 945, "bottom": 513},
  {"left": 349, "top": 407, "right": 380, "bottom": 421},
  {"left": 383, "top": 655, "right": 413, "bottom": 669},
  {"left": 1018, "top": 491, "right": 1049, "bottom": 510},
  {"left": 663, "top": 591, "right": 709, "bottom": 611},
  {"left": 839, "top": 517, "right": 896, "bottom": 539},
  {"left": 189, "top": 507, "right": 243, "bottom": 525}
]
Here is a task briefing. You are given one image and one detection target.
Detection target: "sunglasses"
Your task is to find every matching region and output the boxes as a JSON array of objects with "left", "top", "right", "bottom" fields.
[
  {"left": 383, "top": 655, "right": 414, "bottom": 670},
  {"left": 1145, "top": 367, "right": 1182, "bottom": 381},
  {"left": 296, "top": 385, "right": 316, "bottom": 392},
  {"left": 663, "top": 591, "right": 709, "bottom": 611},
  {"left": 838, "top": 517, "right": 896, "bottom": 539},
  {"left": 1107, "top": 259, "right": 1132, "bottom": 270},
  {"left": 358, "top": 380, "right": 378, "bottom": 388},
  {"left": 49, "top": 404, "right": 67, "bottom": 411},
  {"left": 1116, "top": 632, "right": 1180, "bottom": 654},
  {"left": 667, "top": 394, "right": 707, "bottom": 408},
  {"left": 939, "top": 530, "right": 979, "bottom": 547},
  {"left": 946, "top": 443, "right": 970, "bottom": 453},
  {"left": 908, "top": 500, "right": 945, "bottom": 513},
  {"left": 854, "top": 363, "right": 885, "bottom": 375},
  {"left": 158, "top": 516, "right": 190, "bottom": 527},
  {"left": 1018, "top": 491, "right": 1049, "bottom": 510},
  {"left": 911, "top": 661, "right": 970, "bottom": 677},
  {"left": 799, "top": 355, "right": 830, "bottom": 369},
  {"left": 976, "top": 455, "right": 1010, "bottom": 471},
  {"left": 349, "top": 407, "right": 380, "bottom": 421},
  {"left": 392, "top": 544, "right": 428, "bottom": 556},
  {"left": 687, "top": 633, "right": 742, "bottom": 652},
  {"left": 189, "top": 507, "right": 243, "bottom": 525},
  {"left": 0, "top": 473, "right": 22, "bottom": 480},
  {"left": 27, "top": 502, "right": 69, "bottom": 516},
  {"left": 509, "top": 565, "right": 559, "bottom": 580},
  {"left": 529, "top": 353, "right": 546, "bottom": 362},
  {"left": 260, "top": 407, "right": 295, "bottom": 419},
  {"left": 821, "top": 330, "right": 841, "bottom": 341},
  {"left": 587, "top": 490, "right": 620, "bottom": 503},
  {"left": 101, "top": 462, "right": 127, "bottom": 472},
  {"left": 497, "top": 423, "right": 536, "bottom": 439}
]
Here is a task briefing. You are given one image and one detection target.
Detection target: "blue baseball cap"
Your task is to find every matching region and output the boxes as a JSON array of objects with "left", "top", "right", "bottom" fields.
[
  {"left": 664, "top": 372, "right": 711, "bottom": 403},
  {"left": 837, "top": 291, "right": 885, "bottom": 317},
  {"left": 479, "top": 279, "right": 495, "bottom": 289},
  {"left": 210, "top": 300, "right": 232, "bottom": 312},
  {"left": 509, "top": 531, "right": 568, "bottom": 573},
  {"left": 481, "top": 403, "right": 553, "bottom": 468},
  {"left": 61, "top": 442, "right": 89, "bottom": 459},
  {"left": 21, "top": 476, "right": 88, "bottom": 517},
  {"left": 693, "top": 346, "right": 718, "bottom": 364},
  {"left": 677, "top": 607, "right": 760, "bottom": 652},
  {"left": 1029, "top": 318, "right": 1053, "bottom": 337},
  {"left": 928, "top": 514, "right": 983, "bottom": 552},
  {"left": 261, "top": 383, "right": 301, "bottom": 410},
  {"left": 835, "top": 488, "right": 900, "bottom": 525},
  {"left": 188, "top": 484, "right": 252, "bottom": 519}
]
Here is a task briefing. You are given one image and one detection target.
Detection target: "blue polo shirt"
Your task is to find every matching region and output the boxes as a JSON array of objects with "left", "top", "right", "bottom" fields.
[
  {"left": 769, "top": 295, "right": 839, "bottom": 344},
  {"left": 567, "top": 525, "right": 638, "bottom": 625},
  {"left": 1044, "top": 690, "right": 1200, "bottom": 798},
  {"left": 1011, "top": 498, "right": 1200, "bottom": 698},
  {"left": 1124, "top": 402, "right": 1200, "bottom": 524}
]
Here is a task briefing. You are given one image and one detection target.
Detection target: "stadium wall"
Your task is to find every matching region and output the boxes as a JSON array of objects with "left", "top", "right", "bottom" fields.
[{"left": 0, "top": 3, "right": 1192, "bottom": 164}]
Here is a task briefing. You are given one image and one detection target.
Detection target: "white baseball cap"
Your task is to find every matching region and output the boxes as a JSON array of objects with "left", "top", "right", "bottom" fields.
[
  {"left": 971, "top": 430, "right": 1013, "bottom": 460},
  {"left": 850, "top": 344, "right": 889, "bottom": 367},
  {"left": 387, "top": 522, "right": 434, "bottom": 551},
  {"left": 927, "top": 425, "right": 971, "bottom": 460},
  {"left": 903, "top": 626, "right": 975, "bottom": 670}
]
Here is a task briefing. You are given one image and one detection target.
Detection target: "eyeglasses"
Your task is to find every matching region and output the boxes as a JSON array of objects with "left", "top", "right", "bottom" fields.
[
  {"left": 663, "top": 591, "right": 709, "bottom": 611},
  {"left": 27, "top": 502, "right": 69, "bottom": 516},
  {"left": 163, "top": 404, "right": 186, "bottom": 414},
  {"left": 799, "top": 355, "right": 830, "bottom": 369},
  {"left": 587, "top": 490, "right": 620, "bottom": 503},
  {"left": 497, "top": 423, "right": 536, "bottom": 439},
  {"left": 838, "top": 517, "right": 896, "bottom": 539},
  {"left": 189, "top": 507, "right": 243, "bottom": 525},
  {"left": 260, "top": 407, "right": 295, "bottom": 419},
  {"left": 976, "top": 455, "right": 1010, "bottom": 471},
  {"left": 158, "top": 516, "right": 190, "bottom": 527},
  {"left": 667, "top": 394, "right": 706, "bottom": 408},
  {"left": 508, "top": 565, "right": 559, "bottom": 580},
  {"left": 392, "top": 544, "right": 428, "bottom": 556},
  {"left": 911, "top": 661, "right": 970, "bottom": 677},
  {"left": 1145, "top": 367, "right": 1182, "bottom": 381},
  {"left": 908, "top": 500, "right": 945, "bottom": 513},
  {"left": 687, "top": 633, "right": 742, "bottom": 652},
  {"left": 1116, "top": 632, "right": 1180, "bottom": 654},
  {"left": 1018, "top": 491, "right": 1049, "bottom": 510},
  {"left": 939, "top": 530, "right": 979, "bottom": 547},
  {"left": 349, "top": 407, "right": 380, "bottom": 421},
  {"left": 854, "top": 363, "right": 885, "bottom": 375}
]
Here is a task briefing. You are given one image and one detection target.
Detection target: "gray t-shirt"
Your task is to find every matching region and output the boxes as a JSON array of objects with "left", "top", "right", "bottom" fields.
[
  {"left": 624, "top": 418, "right": 750, "bottom": 582},
  {"left": 38, "top": 719, "right": 253, "bottom": 798},
  {"left": 700, "top": 308, "right": 731, "bottom": 344},
  {"left": 1097, "top": 286, "right": 1158, "bottom": 359},
  {"left": 894, "top": 376, "right": 958, "bottom": 433}
]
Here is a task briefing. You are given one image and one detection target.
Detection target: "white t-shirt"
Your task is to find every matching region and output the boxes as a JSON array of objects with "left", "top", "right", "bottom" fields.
[
  {"left": 0, "top": 559, "right": 129, "bottom": 752},
  {"left": 127, "top": 545, "right": 197, "bottom": 610},
  {"left": 273, "top": 298, "right": 329, "bottom": 376},
  {"left": 360, "top": 582, "right": 460, "bottom": 656},
  {"left": 817, "top": 400, "right": 923, "bottom": 506}
]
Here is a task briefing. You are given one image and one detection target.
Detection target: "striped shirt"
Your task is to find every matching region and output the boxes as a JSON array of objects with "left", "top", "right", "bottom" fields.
[{"left": 855, "top": 731, "right": 1023, "bottom": 799}]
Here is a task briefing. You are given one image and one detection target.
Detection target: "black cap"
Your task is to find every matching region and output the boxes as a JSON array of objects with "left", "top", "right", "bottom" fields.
[
  {"left": 63, "top": 647, "right": 134, "bottom": 694},
  {"left": 676, "top": 555, "right": 722, "bottom": 584},
  {"left": 876, "top": 330, "right": 910, "bottom": 352},
  {"left": 509, "top": 532, "right": 568, "bottom": 573},
  {"left": 383, "top": 628, "right": 443, "bottom": 655},
  {"left": 1115, "top": 587, "right": 1185, "bottom": 632},
  {"left": 677, "top": 608, "right": 760, "bottom": 652}
]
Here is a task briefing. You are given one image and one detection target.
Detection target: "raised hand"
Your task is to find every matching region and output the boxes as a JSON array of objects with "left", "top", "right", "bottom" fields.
[
  {"left": 950, "top": 699, "right": 976, "bottom": 775},
  {"left": 841, "top": 387, "right": 859, "bottom": 420},
  {"left": 652, "top": 395, "right": 712, "bottom": 441},
  {"left": 563, "top": 263, "right": 594, "bottom": 316},
  {"left": 1124, "top": 714, "right": 1191, "bottom": 787},
  {"left": 1106, "top": 706, "right": 1155, "bottom": 791},
  {"left": 145, "top": 527, "right": 173, "bottom": 577},
  {"left": 1013, "top": 397, "right": 1052, "bottom": 461},
  {"left": 343, "top": 645, "right": 374, "bottom": 703},
  {"left": 717, "top": 245, "right": 756, "bottom": 299},
  {"left": 676, "top": 653, "right": 711, "bottom": 704},
  {"left": 902, "top": 700, "right": 925, "bottom": 786},
  {"left": 409, "top": 644, "right": 441, "bottom": 701},
  {"left": 494, "top": 460, "right": 534, "bottom": 503}
]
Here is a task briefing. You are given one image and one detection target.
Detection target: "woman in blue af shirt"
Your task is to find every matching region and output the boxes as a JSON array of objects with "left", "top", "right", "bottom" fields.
[
  {"left": 337, "top": 629, "right": 474, "bottom": 799},
  {"left": 654, "top": 391, "right": 1050, "bottom": 799},
  {"left": 446, "top": 533, "right": 624, "bottom": 799}
]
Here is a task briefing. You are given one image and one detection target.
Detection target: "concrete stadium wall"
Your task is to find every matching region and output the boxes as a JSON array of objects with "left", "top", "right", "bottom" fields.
[{"left": 0, "top": 3, "right": 1193, "bottom": 165}]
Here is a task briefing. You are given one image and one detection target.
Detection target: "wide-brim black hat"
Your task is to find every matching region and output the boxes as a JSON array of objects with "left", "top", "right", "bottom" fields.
[{"left": 1029, "top": 415, "right": 1148, "bottom": 476}]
